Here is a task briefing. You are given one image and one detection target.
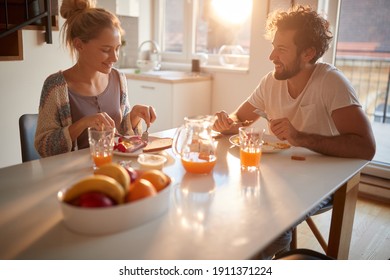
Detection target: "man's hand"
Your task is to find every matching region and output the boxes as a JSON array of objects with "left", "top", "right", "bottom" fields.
[
  {"left": 270, "top": 118, "right": 300, "bottom": 146},
  {"left": 213, "top": 110, "right": 235, "bottom": 132}
]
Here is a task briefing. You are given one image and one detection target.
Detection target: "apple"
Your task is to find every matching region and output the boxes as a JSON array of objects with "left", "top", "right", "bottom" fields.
[
  {"left": 71, "top": 192, "right": 115, "bottom": 208},
  {"left": 116, "top": 143, "right": 127, "bottom": 152},
  {"left": 124, "top": 166, "right": 139, "bottom": 183}
]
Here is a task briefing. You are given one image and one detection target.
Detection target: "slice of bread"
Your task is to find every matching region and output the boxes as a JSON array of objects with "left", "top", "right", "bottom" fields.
[{"left": 143, "top": 137, "right": 173, "bottom": 153}]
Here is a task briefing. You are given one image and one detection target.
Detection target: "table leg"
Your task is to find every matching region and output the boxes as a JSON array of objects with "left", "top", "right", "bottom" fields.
[{"left": 327, "top": 172, "right": 360, "bottom": 259}]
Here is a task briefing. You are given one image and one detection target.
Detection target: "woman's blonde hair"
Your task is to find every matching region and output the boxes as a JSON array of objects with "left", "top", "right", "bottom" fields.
[{"left": 60, "top": 0, "right": 124, "bottom": 58}]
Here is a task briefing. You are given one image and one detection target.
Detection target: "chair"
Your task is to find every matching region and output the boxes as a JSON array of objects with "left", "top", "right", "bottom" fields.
[
  {"left": 19, "top": 114, "right": 40, "bottom": 162},
  {"left": 291, "top": 200, "right": 333, "bottom": 253},
  {"left": 274, "top": 248, "right": 334, "bottom": 260}
]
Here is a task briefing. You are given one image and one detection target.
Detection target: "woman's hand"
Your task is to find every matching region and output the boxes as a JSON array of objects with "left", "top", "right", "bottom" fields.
[
  {"left": 130, "top": 105, "right": 157, "bottom": 129},
  {"left": 88, "top": 112, "right": 116, "bottom": 130},
  {"left": 69, "top": 112, "right": 115, "bottom": 141}
]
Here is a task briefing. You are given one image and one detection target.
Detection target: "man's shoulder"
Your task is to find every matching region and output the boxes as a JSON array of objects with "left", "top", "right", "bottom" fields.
[
  {"left": 314, "top": 62, "right": 347, "bottom": 82},
  {"left": 315, "top": 62, "right": 337, "bottom": 72}
]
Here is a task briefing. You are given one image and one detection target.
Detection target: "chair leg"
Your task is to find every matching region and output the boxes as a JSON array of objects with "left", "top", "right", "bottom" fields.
[
  {"left": 291, "top": 227, "right": 297, "bottom": 250},
  {"left": 306, "top": 217, "right": 328, "bottom": 253}
]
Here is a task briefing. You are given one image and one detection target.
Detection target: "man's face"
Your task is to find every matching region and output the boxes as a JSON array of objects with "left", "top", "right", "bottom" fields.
[{"left": 269, "top": 29, "right": 303, "bottom": 80}]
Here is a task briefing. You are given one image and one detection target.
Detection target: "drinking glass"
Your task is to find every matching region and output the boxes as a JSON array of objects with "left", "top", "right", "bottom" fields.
[
  {"left": 239, "top": 127, "right": 264, "bottom": 171},
  {"left": 88, "top": 127, "right": 116, "bottom": 170}
]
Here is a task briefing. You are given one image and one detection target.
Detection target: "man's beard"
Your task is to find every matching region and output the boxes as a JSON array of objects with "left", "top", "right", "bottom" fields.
[{"left": 273, "top": 58, "right": 301, "bottom": 80}]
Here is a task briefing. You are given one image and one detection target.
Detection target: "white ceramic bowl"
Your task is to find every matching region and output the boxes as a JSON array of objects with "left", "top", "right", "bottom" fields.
[
  {"left": 137, "top": 154, "right": 167, "bottom": 170},
  {"left": 58, "top": 180, "right": 171, "bottom": 235}
]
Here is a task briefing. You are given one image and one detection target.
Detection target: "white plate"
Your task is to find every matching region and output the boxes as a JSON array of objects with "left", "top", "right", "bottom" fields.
[
  {"left": 112, "top": 136, "right": 150, "bottom": 157},
  {"left": 229, "top": 134, "right": 240, "bottom": 146},
  {"left": 113, "top": 149, "right": 143, "bottom": 157},
  {"left": 229, "top": 134, "right": 291, "bottom": 153},
  {"left": 113, "top": 139, "right": 143, "bottom": 156},
  {"left": 211, "top": 130, "right": 222, "bottom": 138}
]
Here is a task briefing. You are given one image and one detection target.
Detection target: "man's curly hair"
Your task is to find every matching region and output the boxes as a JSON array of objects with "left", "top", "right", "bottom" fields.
[{"left": 265, "top": 5, "right": 333, "bottom": 64}]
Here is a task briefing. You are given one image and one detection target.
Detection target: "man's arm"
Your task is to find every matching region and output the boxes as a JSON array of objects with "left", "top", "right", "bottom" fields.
[
  {"left": 271, "top": 105, "right": 376, "bottom": 160},
  {"left": 213, "top": 101, "right": 260, "bottom": 134}
]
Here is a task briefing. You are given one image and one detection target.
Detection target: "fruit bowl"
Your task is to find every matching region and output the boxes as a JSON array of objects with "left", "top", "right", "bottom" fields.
[{"left": 58, "top": 175, "right": 172, "bottom": 235}]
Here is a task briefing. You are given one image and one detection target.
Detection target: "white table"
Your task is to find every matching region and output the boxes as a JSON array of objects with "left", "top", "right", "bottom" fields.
[{"left": 0, "top": 129, "right": 367, "bottom": 259}]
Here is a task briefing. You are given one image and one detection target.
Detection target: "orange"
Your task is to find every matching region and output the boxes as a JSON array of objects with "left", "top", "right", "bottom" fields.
[
  {"left": 127, "top": 179, "right": 157, "bottom": 202},
  {"left": 139, "top": 170, "right": 171, "bottom": 192}
]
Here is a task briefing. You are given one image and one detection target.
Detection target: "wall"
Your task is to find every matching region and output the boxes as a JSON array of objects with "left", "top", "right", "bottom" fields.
[
  {"left": 98, "top": 0, "right": 139, "bottom": 68},
  {"left": 117, "top": 15, "right": 139, "bottom": 68},
  {"left": 0, "top": 20, "right": 72, "bottom": 168}
]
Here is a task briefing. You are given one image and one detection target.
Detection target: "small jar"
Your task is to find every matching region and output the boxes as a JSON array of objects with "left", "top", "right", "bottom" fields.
[{"left": 137, "top": 154, "right": 167, "bottom": 170}]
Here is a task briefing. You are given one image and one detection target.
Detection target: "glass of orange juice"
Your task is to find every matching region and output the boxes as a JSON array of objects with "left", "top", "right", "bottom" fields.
[
  {"left": 88, "top": 127, "right": 116, "bottom": 170},
  {"left": 239, "top": 127, "right": 264, "bottom": 172}
]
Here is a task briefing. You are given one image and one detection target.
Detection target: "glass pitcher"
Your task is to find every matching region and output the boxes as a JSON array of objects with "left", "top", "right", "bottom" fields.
[{"left": 172, "top": 115, "right": 217, "bottom": 174}]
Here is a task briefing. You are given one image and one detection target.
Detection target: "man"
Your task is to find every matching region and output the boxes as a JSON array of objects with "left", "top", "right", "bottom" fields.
[
  {"left": 213, "top": 5, "right": 375, "bottom": 161},
  {"left": 213, "top": 5, "right": 376, "bottom": 259}
]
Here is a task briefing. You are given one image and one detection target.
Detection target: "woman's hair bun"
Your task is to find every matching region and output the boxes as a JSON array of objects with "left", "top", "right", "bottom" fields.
[{"left": 60, "top": 0, "right": 96, "bottom": 19}]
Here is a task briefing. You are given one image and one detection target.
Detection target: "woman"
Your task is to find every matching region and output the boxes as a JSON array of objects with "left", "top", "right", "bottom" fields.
[{"left": 35, "top": 0, "right": 156, "bottom": 157}]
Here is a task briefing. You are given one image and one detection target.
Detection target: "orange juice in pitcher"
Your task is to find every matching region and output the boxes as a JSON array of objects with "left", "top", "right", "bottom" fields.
[{"left": 173, "top": 115, "right": 217, "bottom": 174}]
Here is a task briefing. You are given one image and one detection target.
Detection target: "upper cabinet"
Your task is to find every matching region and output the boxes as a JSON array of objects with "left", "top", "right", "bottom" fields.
[
  {"left": 0, "top": 0, "right": 59, "bottom": 61},
  {"left": 97, "top": 0, "right": 139, "bottom": 17}
]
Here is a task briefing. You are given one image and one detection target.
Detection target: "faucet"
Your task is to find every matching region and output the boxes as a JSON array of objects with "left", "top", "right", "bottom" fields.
[{"left": 137, "top": 40, "right": 161, "bottom": 71}]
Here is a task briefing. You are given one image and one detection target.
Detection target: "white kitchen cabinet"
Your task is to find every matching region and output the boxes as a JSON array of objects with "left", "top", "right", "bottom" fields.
[{"left": 127, "top": 78, "right": 212, "bottom": 133}]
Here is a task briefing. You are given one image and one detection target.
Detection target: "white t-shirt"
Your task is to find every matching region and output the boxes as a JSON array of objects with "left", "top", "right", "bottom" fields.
[{"left": 247, "top": 62, "right": 361, "bottom": 136}]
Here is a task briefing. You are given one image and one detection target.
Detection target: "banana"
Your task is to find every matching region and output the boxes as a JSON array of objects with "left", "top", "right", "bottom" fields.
[
  {"left": 94, "top": 163, "right": 130, "bottom": 194},
  {"left": 63, "top": 175, "right": 125, "bottom": 204}
]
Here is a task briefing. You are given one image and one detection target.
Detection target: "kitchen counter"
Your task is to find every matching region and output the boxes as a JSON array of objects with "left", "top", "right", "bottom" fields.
[
  {"left": 125, "top": 69, "right": 212, "bottom": 132},
  {"left": 119, "top": 68, "right": 212, "bottom": 84}
]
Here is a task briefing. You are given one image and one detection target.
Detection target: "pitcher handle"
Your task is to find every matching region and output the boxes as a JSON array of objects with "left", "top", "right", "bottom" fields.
[{"left": 172, "top": 125, "right": 185, "bottom": 158}]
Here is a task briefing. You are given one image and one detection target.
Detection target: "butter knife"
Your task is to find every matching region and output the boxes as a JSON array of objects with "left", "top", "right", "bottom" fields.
[{"left": 141, "top": 127, "right": 149, "bottom": 142}]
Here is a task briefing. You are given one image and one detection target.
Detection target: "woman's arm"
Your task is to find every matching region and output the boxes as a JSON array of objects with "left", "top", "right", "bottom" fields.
[{"left": 35, "top": 73, "right": 73, "bottom": 157}]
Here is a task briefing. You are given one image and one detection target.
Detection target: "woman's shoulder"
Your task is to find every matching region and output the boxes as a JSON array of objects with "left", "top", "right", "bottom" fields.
[
  {"left": 112, "top": 68, "right": 126, "bottom": 81},
  {"left": 42, "top": 71, "right": 67, "bottom": 91},
  {"left": 40, "top": 71, "right": 68, "bottom": 106},
  {"left": 112, "top": 68, "right": 127, "bottom": 93}
]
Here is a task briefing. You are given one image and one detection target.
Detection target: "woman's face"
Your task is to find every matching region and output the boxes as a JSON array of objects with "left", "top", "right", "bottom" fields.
[{"left": 77, "top": 27, "right": 122, "bottom": 73}]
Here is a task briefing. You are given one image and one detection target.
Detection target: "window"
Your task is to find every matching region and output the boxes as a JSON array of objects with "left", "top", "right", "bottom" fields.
[
  {"left": 335, "top": 0, "right": 390, "bottom": 178},
  {"left": 154, "top": 0, "right": 252, "bottom": 69}
]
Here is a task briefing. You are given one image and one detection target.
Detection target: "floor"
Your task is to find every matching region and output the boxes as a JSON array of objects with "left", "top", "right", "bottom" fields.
[{"left": 295, "top": 195, "right": 390, "bottom": 260}]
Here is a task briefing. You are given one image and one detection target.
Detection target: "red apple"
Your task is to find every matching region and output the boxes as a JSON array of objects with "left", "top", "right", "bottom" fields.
[
  {"left": 124, "top": 166, "right": 139, "bottom": 183},
  {"left": 71, "top": 192, "right": 115, "bottom": 208},
  {"left": 116, "top": 143, "right": 127, "bottom": 152}
]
